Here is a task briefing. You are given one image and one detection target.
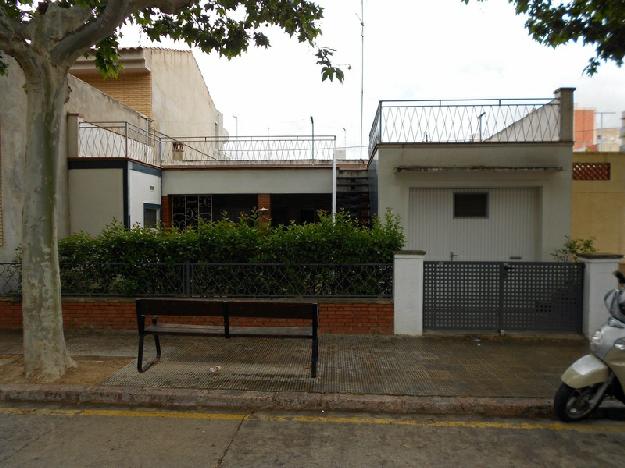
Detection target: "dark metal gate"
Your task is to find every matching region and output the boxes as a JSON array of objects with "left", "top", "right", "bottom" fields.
[{"left": 423, "top": 262, "right": 584, "bottom": 332}]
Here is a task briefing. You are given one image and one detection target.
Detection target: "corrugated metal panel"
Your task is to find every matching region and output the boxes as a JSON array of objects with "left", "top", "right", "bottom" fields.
[{"left": 408, "top": 188, "right": 540, "bottom": 261}]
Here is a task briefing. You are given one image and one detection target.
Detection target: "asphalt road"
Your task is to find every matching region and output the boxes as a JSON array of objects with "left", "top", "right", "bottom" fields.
[{"left": 1, "top": 404, "right": 625, "bottom": 467}]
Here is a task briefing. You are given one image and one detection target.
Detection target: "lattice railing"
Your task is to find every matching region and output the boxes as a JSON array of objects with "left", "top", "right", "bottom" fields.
[
  {"left": 160, "top": 135, "right": 336, "bottom": 164},
  {"left": 368, "top": 98, "right": 561, "bottom": 157},
  {"left": 79, "top": 121, "right": 161, "bottom": 166},
  {"left": 0, "top": 263, "right": 20, "bottom": 296},
  {"left": 573, "top": 162, "right": 611, "bottom": 181},
  {"left": 1, "top": 263, "right": 392, "bottom": 298}
]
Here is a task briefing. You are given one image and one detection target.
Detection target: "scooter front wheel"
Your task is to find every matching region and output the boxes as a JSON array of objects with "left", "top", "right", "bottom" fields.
[{"left": 554, "top": 382, "right": 603, "bottom": 422}]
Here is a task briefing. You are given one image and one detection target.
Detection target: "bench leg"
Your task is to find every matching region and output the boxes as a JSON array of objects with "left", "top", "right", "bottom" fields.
[
  {"left": 154, "top": 334, "right": 162, "bottom": 360},
  {"left": 137, "top": 333, "right": 145, "bottom": 373},
  {"left": 311, "top": 305, "right": 319, "bottom": 378},
  {"left": 311, "top": 336, "right": 318, "bottom": 378}
]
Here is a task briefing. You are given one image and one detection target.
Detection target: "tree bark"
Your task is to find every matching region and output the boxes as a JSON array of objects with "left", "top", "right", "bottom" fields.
[{"left": 21, "top": 60, "right": 75, "bottom": 381}]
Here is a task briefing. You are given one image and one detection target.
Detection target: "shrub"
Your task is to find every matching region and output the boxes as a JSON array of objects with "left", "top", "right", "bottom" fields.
[
  {"left": 551, "top": 236, "right": 596, "bottom": 262},
  {"left": 58, "top": 210, "right": 405, "bottom": 267}
]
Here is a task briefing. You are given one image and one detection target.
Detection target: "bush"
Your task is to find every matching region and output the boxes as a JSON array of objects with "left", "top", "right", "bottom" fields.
[
  {"left": 551, "top": 236, "right": 596, "bottom": 262},
  {"left": 58, "top": 211, "right": 405, "bottom": 267}
]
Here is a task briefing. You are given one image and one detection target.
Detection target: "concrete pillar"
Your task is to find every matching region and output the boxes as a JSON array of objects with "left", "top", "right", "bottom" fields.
[
  {"left": 66, "top": 113, "right": 80, "bottom": 159},
  {"left": 580, "top": 253, "right": 624, "bottom": 338},
  {"left": 393, "top": 250, "right": 425, "bottom": 335},
  {"left": 554, "top": 87, "right": 575, "bottom": 143}
]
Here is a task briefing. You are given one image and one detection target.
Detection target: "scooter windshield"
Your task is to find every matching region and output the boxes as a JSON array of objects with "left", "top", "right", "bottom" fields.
[{"left": 604, "top": 289, "right": 625, "bottom": 323}]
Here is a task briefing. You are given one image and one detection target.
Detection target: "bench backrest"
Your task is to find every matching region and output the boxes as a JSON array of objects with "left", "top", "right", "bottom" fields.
[{"left": 136, "top": 298, "right": 318, "bottom": 320}]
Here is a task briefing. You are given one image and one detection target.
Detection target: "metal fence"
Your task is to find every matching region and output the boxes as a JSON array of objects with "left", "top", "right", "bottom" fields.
[
  {"left": 0, "top": 263, "right": 20, "bottom": 296},
  {"left": 159, "top": 135, "right": 336, "bottom": 164},
  {"left": 77, "top": 122, "right": 337, "bottom": 165},
  {"left": 78, "top": 121, "right": 161, "bottom": 166},
  {"left": 423, "top": 261, "right": 584, "bottom": 332},
  {"left": 1, "top": 263, "right": 392, "bottom": 298},
  {"left": 368, "top": 98, "right": 560, "bottom": 158}
]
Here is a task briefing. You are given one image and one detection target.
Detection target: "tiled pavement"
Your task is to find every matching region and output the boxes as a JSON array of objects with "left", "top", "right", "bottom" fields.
[{"left": 1, "top": 331, "right": 587, "bottom": 398}]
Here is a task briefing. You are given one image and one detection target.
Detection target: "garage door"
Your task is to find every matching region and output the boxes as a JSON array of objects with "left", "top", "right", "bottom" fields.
[{"left": 408, "top": 188, "right": 540, "bottom": 261}]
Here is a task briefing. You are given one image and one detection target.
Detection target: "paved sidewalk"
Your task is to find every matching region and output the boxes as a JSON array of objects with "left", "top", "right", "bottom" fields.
[{"left": 0, "top": 330, "right": 586, "bottom": 399}]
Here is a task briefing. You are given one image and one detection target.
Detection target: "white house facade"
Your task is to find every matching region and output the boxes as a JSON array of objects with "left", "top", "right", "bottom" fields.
[{"left": 369, "top": 88, "right": 575, "bottom": 261}]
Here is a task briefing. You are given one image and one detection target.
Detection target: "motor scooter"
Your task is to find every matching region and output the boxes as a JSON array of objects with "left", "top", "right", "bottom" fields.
[{"left": 554, "top": 271, "right": 625, "bottom": 421}]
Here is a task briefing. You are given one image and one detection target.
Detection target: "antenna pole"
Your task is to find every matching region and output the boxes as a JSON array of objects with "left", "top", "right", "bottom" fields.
[{"left": 360, "top": 0, "right": 365, "bottom": 159}]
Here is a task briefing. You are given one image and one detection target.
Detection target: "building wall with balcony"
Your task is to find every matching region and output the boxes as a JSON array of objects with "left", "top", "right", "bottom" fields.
[
  {"left": 148, "top": 48, "right": 225, "bottom": 138},
  {"left": 71, "top": 47, "right": 227, "bottom": 139},
  {"left": 0, "top": 58, "right": 152, "bottom": 261},
  {"left": 368, "top": 89, "right": 574, "bottom": 262}
]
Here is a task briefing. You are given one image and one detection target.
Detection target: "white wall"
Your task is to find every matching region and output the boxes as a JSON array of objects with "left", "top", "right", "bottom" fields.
[
  {"left": 148, "top": 49, "right": 226, "bottom": 138},
  {"left": 375, "top": 143, "right": 572, "bottom": 260},
  {"left": 129, "top": 164, "right": 162, "bottom": 226},
  {"left": 69, "top": 169, "right": 124, "bottom": 234},
  {"left": 163, "top": 168, "right": 333, "bottom": 195}
]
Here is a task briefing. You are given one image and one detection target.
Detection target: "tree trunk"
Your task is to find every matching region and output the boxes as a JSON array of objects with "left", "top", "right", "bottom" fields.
[{"left": 21, "top": 61, "right": 75, "bottom": 381}]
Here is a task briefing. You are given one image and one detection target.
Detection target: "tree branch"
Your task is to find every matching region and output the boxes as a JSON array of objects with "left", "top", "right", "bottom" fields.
[
  {"left": 51, "top": 0, "right": 132, "bottom": 65},
  {"left": 0, "top": 9, "right": 40, "bottom": 77},
  {"left": 131, "top": 0, "right": 194, "bottom": 15}
]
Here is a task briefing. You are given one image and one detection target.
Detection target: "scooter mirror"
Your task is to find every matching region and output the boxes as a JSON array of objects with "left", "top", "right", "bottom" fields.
[{"left": 614, "top": 270, "right": 625, "bottom": 285}]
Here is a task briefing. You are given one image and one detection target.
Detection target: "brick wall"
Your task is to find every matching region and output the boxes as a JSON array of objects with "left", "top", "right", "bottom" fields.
[
  {"left": 0, "top": 298, "right": 393, "bottom": 335},
  {"left": 161, "top": 196, "right": 171, "bottom": 228},
  {"left": 73, "top": 72, "right": 153, "bottom": 118},
  {"left": 257, "top": 193, "right": 271, "bottom": 224}
]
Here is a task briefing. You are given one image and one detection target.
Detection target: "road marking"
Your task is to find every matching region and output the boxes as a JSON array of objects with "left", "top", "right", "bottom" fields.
[{"left": 0, "top": 406, "right": 624, "bottom": 434}]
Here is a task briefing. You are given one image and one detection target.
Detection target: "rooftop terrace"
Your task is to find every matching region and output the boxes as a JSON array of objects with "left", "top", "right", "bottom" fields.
[
  {"left": 368, "top": 97, "right": 562, "bottom": 158},
  {"left": 77, "top": 121, "right": 337, "bottom": 167}
]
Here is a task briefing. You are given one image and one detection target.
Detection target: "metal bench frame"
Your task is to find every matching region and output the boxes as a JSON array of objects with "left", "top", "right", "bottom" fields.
[{"left": 136, "top": 298, "right": 319, "bottom": 378}]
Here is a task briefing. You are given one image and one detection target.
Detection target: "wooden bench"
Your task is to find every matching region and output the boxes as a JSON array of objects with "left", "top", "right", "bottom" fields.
[{"left": 136, "top": 298, "right": 319, "bottom": 378}]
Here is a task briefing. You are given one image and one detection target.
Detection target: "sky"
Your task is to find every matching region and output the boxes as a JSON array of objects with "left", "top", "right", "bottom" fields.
[{"left": 120, "top": 0, "right": 625, "bottom": 151}]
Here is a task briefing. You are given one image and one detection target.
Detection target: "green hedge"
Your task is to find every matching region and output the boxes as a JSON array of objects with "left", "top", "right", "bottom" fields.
[{"left": 58, "top": 211, "right": 405, "bottom": 268}]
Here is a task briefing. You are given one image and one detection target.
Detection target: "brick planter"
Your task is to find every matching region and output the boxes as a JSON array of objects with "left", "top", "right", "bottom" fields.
[{"left": 0, "top": 297, "right": 393, "bottom": 335}]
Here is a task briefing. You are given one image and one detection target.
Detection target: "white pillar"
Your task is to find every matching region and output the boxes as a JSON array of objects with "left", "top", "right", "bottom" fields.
[
  {"left": 393, "top": 251, "right": 425, "bottom": 335},
  {"left": 580, "top": 254, "right": 623, "bottom": 339}
]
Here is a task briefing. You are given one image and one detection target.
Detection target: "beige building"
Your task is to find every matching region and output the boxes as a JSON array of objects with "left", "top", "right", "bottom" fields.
[
  {"left": 571, "top": 152, "right": 625, "bottom": 256},
  {"left": 70, "top": 47, "right": 226, "bottom": 138}
]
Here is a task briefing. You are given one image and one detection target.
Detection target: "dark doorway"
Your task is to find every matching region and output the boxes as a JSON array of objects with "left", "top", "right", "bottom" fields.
[{"left": 271, "top": 194, "right": 332, "bottom": 226}]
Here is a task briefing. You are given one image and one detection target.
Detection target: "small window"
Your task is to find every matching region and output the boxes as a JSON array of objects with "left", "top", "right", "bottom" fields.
[
  {"left": 454, "top": 192, "right": 488, "bottom": 218},
  {"left": 143, "top": 204, "right": 160, "bottom": 228}
]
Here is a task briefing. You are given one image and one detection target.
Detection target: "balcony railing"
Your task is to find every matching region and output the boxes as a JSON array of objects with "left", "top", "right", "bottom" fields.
[
  {"left": 159, "top": 135, "right": 336, "bottom": 164},
  {"left": 368, "top": 98, "right": 561, "bottom": 157},
  {"left": 77, "top": 122, "right": 337, "bottom": 166},
  {"left": 78, "top": 121, "right": 162, "bottom": 166}
]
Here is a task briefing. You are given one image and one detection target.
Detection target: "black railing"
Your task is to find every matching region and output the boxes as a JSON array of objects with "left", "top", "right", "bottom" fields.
[{"left": 0, "top": 263, "right": 393, "bottom": 298}]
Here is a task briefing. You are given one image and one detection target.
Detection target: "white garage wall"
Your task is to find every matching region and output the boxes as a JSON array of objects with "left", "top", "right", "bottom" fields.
[
  {"left": 375, "top": 143, "right": 571, "bottom": 260},
  {"left": 408, "top": 187, "right": 540, "bottom": 261}
]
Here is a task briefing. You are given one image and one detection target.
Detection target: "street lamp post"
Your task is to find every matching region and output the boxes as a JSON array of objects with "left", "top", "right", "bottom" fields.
[{"left": 233, "top": 115, "right": 238, "bottom": 138}]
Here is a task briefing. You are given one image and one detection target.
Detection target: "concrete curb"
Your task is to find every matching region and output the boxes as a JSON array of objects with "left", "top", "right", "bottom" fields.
[{"left": 0, "top": 384, "right": 554, "bottom": 418}]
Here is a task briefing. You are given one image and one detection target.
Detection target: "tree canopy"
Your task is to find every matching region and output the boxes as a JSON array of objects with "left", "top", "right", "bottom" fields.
[
  {"left": 464, "top": 0, "right": 625, "bottom": 75},
  {"left": 0, "top": 0, "right": 343, "bottom": 81}
]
